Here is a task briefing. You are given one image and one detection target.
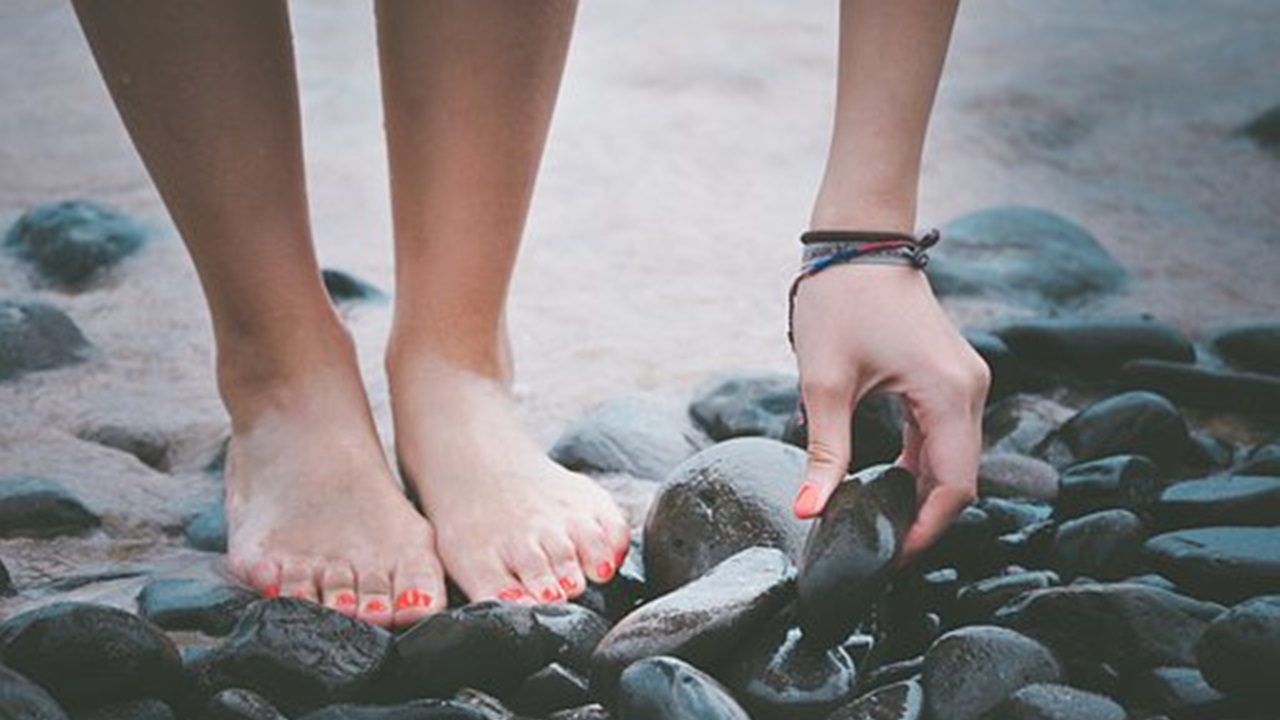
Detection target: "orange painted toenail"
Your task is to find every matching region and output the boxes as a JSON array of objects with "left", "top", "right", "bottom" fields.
[
  {"left": 559, "top": 576, "right": 578, "bottom": 592},
  {"left": 596, "top": 561, "right": 615, "bottom": 581},
  {"left": 365, "top": 599, "right": 388, "bottom": 613},
  {"left": 396, "top": 589, "right": 431, "bottom": 610},
  {"left": 498, "top": 588, "right": 527, "bottom": 602},
  {"left": 541, "top": 587, "right": 564, "bottom": 602},
  {"left": 263, "top": 585, "right": 280, "bottom": 599},
  {"left": 335, "top": 593, "right": 357, "bottom": 609}
]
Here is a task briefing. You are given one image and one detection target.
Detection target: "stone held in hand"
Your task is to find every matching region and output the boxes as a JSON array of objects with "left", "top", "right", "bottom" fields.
[
  {"left": 920, "top": 625, "right": 1063, "bottom": 720},
  {"left": 1195, "top": 594, "right": 1280, "bottom": 707},
  {"left": 722, "top": 621, "right": 858, "bottom": 720},
  {"left": 1143, "top": 526, "right": 1280, "bottom": 604},
  {"left": 617, "top": 656, "right": 751, "bottom": 720},
  {"left": 2, "top": 200, "right": 148, "bottom": 290},
  {"left": 590, "top": 546, "right": 796, "bottom": 702},
  {"left": 643, "top": 437, "right": 807, "bottom": 594},
  {"left": 796, "top": 464, "right": 917, "bottom": 648},
  {"left": 0, "top": 664, "right": 70, "bottom": 720},
  {"left": 0, "top": 299, "right": 92, "bottom": 382}
]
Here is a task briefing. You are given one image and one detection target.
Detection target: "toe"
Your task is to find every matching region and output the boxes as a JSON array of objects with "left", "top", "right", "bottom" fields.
[
  {"left": 241, "top": 557, "right": 284, "bottom": 598},
  {"left": 279, "top": 559, "right": 319, "bottom": 602},
  {"left": 541, "top": 530, "right": 587, "bottom": 599},
  {"left": 391, "top": 557, "right": 446, "bottom": 629},
  {"left": 446, "top": 549, "right": 528, "bottom": 605},
  {"left": 319, "top": 562, "right": 359, "bottom": 617},
  {"left": 569, "top": 519, "right": 618, "bottom": 585},
  {"left": 355, "top": 572, "right": 394, "bottom": 628},
  {"left": 505, "top": 536, "right": 565, "bottom": 604}
]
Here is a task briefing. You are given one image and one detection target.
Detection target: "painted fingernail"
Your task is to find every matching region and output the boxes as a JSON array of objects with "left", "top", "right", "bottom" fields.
[
  {"left": 596, "top": 560, "right": 615, "bottom": 581},
  {"left": 263, "top": 585, "right": 280, "bottom": 599},
  {"left": 558, "top": 576, "right": 578, "bottom": 592},
  {"left": 499, "top": 587, "right": 527, "bottom": 602},
  {"left": 793, "top": 482, "right": 823, "bottom": 518},
  {"left": 395, "top": 588, "right": 432, "bottom": 610},
  {"left": 616, "top": 547, "right": 629, "bottom": 566},
  {"left": 365, "top": 599, "right": 388, "bottom": 614},
  {"left": 541, "top": 587, "right": 564, "bottom": 602},
  {"left": 334, "top": 592, "right": 357, "bottom": 609}
]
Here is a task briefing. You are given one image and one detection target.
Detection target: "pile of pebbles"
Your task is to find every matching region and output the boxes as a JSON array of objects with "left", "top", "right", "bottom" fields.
[{"left": 1, "top": 201, "right": 1279, "bottom": 719}]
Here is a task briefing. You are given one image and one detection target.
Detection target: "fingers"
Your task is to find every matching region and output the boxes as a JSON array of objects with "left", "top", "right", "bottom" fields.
[
  {"left": 794, "top": 371, "right": 859, "bottom": 519},
  {"left": 898, "top": 409, "right": 982, "bottom": 565}
]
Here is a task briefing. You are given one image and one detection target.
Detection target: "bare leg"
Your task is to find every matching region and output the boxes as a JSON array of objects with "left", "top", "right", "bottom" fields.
[
  {"left": 377, "top": 0, "right": 629, "bottom": 604},
  {"left": 73, "top": 0, "right": 444, "bottom": 627}
]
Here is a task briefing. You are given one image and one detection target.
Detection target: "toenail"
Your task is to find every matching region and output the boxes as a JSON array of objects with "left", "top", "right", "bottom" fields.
[
  {"left": 263, "top": 585, "right": 280, "bottom": 599},
  {"left": 335, "top": 592, "right": 357, "bottom": 609},
  {"left": 558, "top": 576, "right": 578, "bottom": 592},
  {"left": 498, "top": 588, "right": 527, "bottom": 602},
  {"left": 596, "top": 560, "right": 615, "bottom": 581},
  {"left": 396, "top": 588, "right": 431, "bottom": 610},
  {"left": 365, "top": 599, "right": 388, "bottom": 613},
  {"left": 541, "top": 587, "right": 564, "bottom": 602}
]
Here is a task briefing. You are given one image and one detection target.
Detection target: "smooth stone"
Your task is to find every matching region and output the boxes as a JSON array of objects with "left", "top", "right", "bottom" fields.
[
  {"left": 977, "top": 498, "right": 1052, "bottom": 534},
  {"left": 723, "top": 623, "right": 858, "bottom": 720},
  {"left": 297, "top": 700, "right": 493, "bottom": 720},
  {"left": 1196, "top": 595, "right": 1280, "bottom": 706},
  {"left": 983, "top": 683, "right": 1125, "bottom": 720},
  {"left": 982, "top": 394, "right": 1076, "bottom": 457},
  {"left": 1124, "top": 666, "right": 1237, "bottom": 720},
  {"left": 993, "top": 583, "right": 1223, "bottom": 679},
  {"left": 531, "top": 603, "right": 611, "bottom": 676},
  {"left": 616, "top": 656, "right": 750, "bottom": 720},
  {"left": 73, "top": 699, "right": 175, "bottom": 720},
  {"left": 953, "top": 571, "right": 1060, "bottom": 626},
  {"left": 1242, "top": 103, "right": 1280, "bottom": 153},
  {"left": 927, "top": 206, "right": 1129, "bottom": 310},
  {"left": 920, "top": 626, "right": 1062, "bottom": 720},
  {"left": 993, "top": 316, "right": 1193, "bottom": 382},
  {"left": 1153, "top": 475, "right": 1280, "bottom": 531},
  {"left": 321, "top": 268, "right": 388, "bottom": 304},
  {"left": 137, "top": 578, "right": 257, "bottom": 636},
  {"left": 1237, "top": 441, "right": 1280, "bottom": 476},
  {"left": 1049, "top": 509, "right": 1147, "bottom": 581},
  {"left": 509, "top": 664, "right": 591, "bottom": 717},
  {"left": 0, "top": 665, "right": 70, "bottom": 720},
  {"left": 76, "top": 423, "right": 172, "bottom": 472},
  {"left": 642, "top": 438, "right": 807, "bottom": 594},
  {"left": 200, "top": 688, "right": 288, "bottom": 720},
  {"left": 0, "top": 602, "right": 182, "bottom": 711},
  {"left": 3, "top": 200, "right": 147, "bottom": 289},
  {"left": 185, "top": 501, "right": 228, "bottom": 552},
  {"left": 965, "top": 331, "right": 1023, "bottom": 399},
  {"left": 797, "top": 465, "right": 917, "bottom": 648},
  {"left": 1035, "top": 392, "right": 1204, "bottom": 472},
  {"left": 825, "top": 679, "right": 923, "bottom": 720},
  {"left": 385, "top": 600, "right": 548, "bottom": 701},
  {"left": 977, "top": 453, "right": 1059, "bottom": 502},
  {"left": 994, "top": 521, "right": 1057, "bottom": 571},
  {"left": 0, "top": 299, "right": 92, "bottom": 381},
  {"left": 1143, "top": 526, "right": 1280, "bottom": 604},
  {"left": 1120, "top": 359, "right": 1280, "bottom": 413},
  {"left": 550, "top": 397, "right": 709, "bottom": 481},
  {"left": 1054, "top": 454, "right": 1163, "bottom": 520},
  {"left": 570, "top": 550, "right": 647, "bottom": 623},
  {"left": 1207, "top": 321, "right": 1280, "bottom": 375},
  {"left": 590, "top": 547, "right": 795, "bottom": 701},
  {"left": 917, "top": 505, "right": 1003, "bottom": 579},
  {"left": 688, "top": 371, "right": 798, "bottom": 441},
  {"left": 0, "top": 476, "right": 99, "bottom": 539},
  {"left": 782, "top": 393, "right": 904, "bottom": 473},
  {"left": 209, "top": 599, "right": 392, "bottom": 715}
]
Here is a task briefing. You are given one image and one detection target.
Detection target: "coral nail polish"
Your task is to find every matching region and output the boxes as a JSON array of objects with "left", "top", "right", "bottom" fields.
[
  {"left": 558, "top": 576, "right": 578, "bottom": 592},
  {"left": 335, "top": 592, "right": 357, "bottom": 609},
  {"left": 596, "top": 560, "right": 615, "bottom": 581},
  {"left": 396, "top": 589, "right": 431, "bottom": 610},
  {"left": 365, "top": 599, "right": 388, "bottom": 614},
  {"left": 499, "top": 588, "right": 526, "bottom": 602},
  {"left": 541, "top": 587, "right": 564, "bottom": 602},
  {"left": 793, "top": 482, "right": 823, "bottom": 518}
]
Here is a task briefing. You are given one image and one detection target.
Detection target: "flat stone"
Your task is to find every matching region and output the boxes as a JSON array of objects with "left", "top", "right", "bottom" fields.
[
  {"left": 993, "top": 316, "right": 1193, "bottom": 382},
  {"left": 3, "top": 200, "right": 147, "bottom": 290},
  {"left": 0, "top": 476, "right": 100, "bottom": 539},
  {"left": 209, "top": 599, "right": 392, "bottom": 716},
  {"left": 1207, "top": 320, "right": 1280, "bottom": 375},
  {"left": 0, "top": 665, "right": 69, "bottom": 720},
  {"left": 550, "top": 397, "right": 708, "bottom": 481},
  {"left": 1049, "top": 509, "right": 1147, "bottom": 581},
  {"left": 1143, "top": 526, "right": 1280, "bottom": 604},
  {"left": 722, "top": 623, "right": 858, "bottom": 720},
  {"left": 200, "top": 688, "right": 288, "bottom": 720},
  {"left": 977, "top": 498, "right": 1052, "bottom": 534},
  {"left": 185, "top": 501, "right": 228, "bottom": 553},
  {"left": 74, "top": 699, "right": 175, "bottom": 720},
  {"left": 920, "top": 626, "right": 1062, "bottom": 720},
  {"left": 953, "top": 571, "right": 1060, "bottom": 626},
  {"left": 590, "top": 547, "right": 795, "bottom": 702},
  {"left": 1054, "top": 454, "right": 1163, "bottom": 520},
  {"left": 1196, "top": 595, "right": 1280, "bottom": 706},
  {"left": 1035, "top": 392, "right": 1203, "bottom": 472},
  {"left": 977, "top": 453, "right": 1059, "bottom": 502},
  {"left": 825, "top": 679, "right": 923, "bottom": 720},
  {"left": 1119, "top": 359, "right": 1280, "bottom": 414},
  {"left": 642, "top": 438, "right": 807, "bottom": 594},
  {"left": 617, "top": 657, "right": 750, "bottom": 720},
  {"left": 320, "top": 268, "right": 388, "bottom": 305},
  {"left": 796, "top": 465, "right": 917, "bottom": 647},
  {"left": 137, "top": 578, "right": 257, "bottom": 636},
  {"left": 0, "top": 602, "right": 182, "bottom": 712},
  {"left": 927, "top": 206, "right": 1129, "bottom": 311},
  {"left": 296, "top": 700, "right": 494, "bottom": 720},
  {"left": 1153, "top": 475, "right": 1280, "bottom": 531},
  {"left": 984, "top": 683, "right": 1125, "bottom": 720},
  {"left": 0, "top": 299, "right": 91, "bottom": 381},
  {"left": 688, "top": 371, "right": 798, "bottom": 441}
]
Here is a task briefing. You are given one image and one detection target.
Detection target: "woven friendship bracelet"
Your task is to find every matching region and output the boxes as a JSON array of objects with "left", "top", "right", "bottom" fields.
[{"left": 786, "top": 229, "right": 941, "bottom": 349}]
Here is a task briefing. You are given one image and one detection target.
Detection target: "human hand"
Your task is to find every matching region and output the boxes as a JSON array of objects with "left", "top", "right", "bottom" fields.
[{"left": 789, "top": 263, "right": 990, "bottom": 564}]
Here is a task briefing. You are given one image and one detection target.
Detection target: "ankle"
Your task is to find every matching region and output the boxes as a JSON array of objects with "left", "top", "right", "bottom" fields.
[{"left": 385, "top": 325, "right": 512, "bottom": 387}]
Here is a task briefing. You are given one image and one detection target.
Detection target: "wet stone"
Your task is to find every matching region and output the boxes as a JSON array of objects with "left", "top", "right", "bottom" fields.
[
  {"left": 0, "top": 664, "right": 69, "bottom": 720},
  {"left": 385, "top": 600, "right": 548, "bottom": 702},
  {"left": 953, "top": 571, "right": 1059, "bottom": 626},
  {"left": 1195, "top": 595, "right": 1280, "bottom": 707},
  {"left": 509, "top": 663, "right": 591, "bottom": 717},
  {"left": 0, "top": 476, "right": 100, "bottom": 539},
  {"left": 1054, "top": 454, "right": 1163, "bottom": 520},
  {"left": 0, "top": 299, "right": 92, "bottom": 381},
  {"left": 976, "top": 453, "right": 1059, "bottom": 502},
  {"left": 917, "top": 505, "right": 1003, "bottom": 579},
  {"left": 642, "top": 437, "right": 807, "bottom": 594},
  {"left": 982, "top": 394, "right": 1076, "bottom": 457},
  {"left": 977, "top": 498, "right": 1052, "bottom": 534},
  {"left": 74, "top": 698, "right": 175, "bottom": 720},
  {"left": 1049, "top": 509, "right": 1147, "bottom": 581},
  {"left": 994, "top": 520, "right": 1057, "bottom": 570},
  {"left": 797, "top": 465, "right": 917, "bottom": 648},
  {"left": 321, "top": 268, "right": 388, "bottom": 305},
  {"left": 200, "top": 688, "right": 288, "bottom": 720},
  {"left": 185, "top": 501, "right": 228, "bottom": 553},
  {"left": 137, "top": 578, "right": 257, "bottom": 636},
  {"left": 825, "top": 679, "right": 923, "bottom": 720},
  {"left": 1237, "top": 441, "right": 1280, "bottom": 476},
  {"left": 550, "top": 396, "right": 708, "bottom": 481},
  {"left": 590, "top": 547, "right": 795, "bottom": 702},
  {"left": 3, "top": 200, "right": 147, "bottom": 290},
  {"left": 920, "top": 626, "right": 1062, "bottom": 720},
  {"left": 723, "top": 623, "right": 858, "bottom": 720},
  {"left": 530, "top": 603, "right": 611, "bottom": 675},
  {"left": 1153, "top": 475, "right": 1280, "bottom": 531},
  {"left": 0, "top": 602, "right": 183, "bottom": 712},
  {"left": 1035, "top": 391, "right": 1203, "bottom": 472},
  {"left": 992, "top": 316, "right": 1193, "bottom": 383},
  {"left": 616, "top": 656, "right": 750, "bottom": 720},
  {"left": 1124, "top": 666, "right": 1237, "bottom": 720},
  {"left": 1142, "top": 526, "right": 1280, "bottom": 604},
  {"left": 1207, "top": 320, "right": 1280, "bottom": 375},
  {"left": 209, "top": 599, "right": 392, "bottom": 716},
  {"left": 1120, "top": 359, "right": 1280, "bottom": 414},
  {"left": 570, "top": 551, "right": 647, "bottom": 623},
  {"left": 688, "top": 371, "right": 798, "bottom": 441},
  {"left": 927, "top": 206, "right": 1129, "bottom": 311},
  {"left": 547, "top": 705, "right": 611, "bottom": 720},
  {"left": 296, "top": 700, "right": 494, "bottom": 720},
  {"left": 783, "top": 393, "right": 904, "bottom": 473},
  {"left": 984, "top": 683, "right": 1126, "bottom": 720}
]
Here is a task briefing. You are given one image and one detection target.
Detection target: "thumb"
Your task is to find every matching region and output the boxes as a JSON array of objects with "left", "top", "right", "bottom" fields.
[{"left": 793, "top": 377, "right": 858, "bottom": 519}]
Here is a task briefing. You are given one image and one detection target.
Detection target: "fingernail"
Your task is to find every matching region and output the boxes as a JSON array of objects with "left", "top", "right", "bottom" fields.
[
  {"left": 365, "top": 599, "right": 388, "bottom": 614},
  {"left": 335, "top": 592, "right": 357, "bottom": 609},
  {"left": 596, "top": 560, "right": 615, "bottom": 581},
  {"left": 541, "top": 587, "right": 564, "bottom": 602},
  {"left": 558, "top": 576, "right": 578, "bottom": 592},
  {"left": 498, "top": 587, "right": 527, "bottom": 602},
  {"left": 263, "top": 585, "right": 280, "bottom": 599},
  {"left": 793, "top": 482, "right": 823, "bottom": 518}
]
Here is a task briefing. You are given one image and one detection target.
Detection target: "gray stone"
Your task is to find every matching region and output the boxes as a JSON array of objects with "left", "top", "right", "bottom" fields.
[
  {"left": 688, "top": 371, "right": 798, "bottom": 441},
  {"left": 296, "top": 700, "right": 493, "bottom": 720},
  {"left": 1153, "top": 475, "right": 1280, "bottom": 531},
  {"left": 1054, "top": 454, "right": 1163, "bottom": 520},
  {"left": 977, "top": 453, "right": 1059, "bottom": 502},
  {"left": 1035, "top": 392, "right": 1202, "bottom": 472},
  {"left": 642, "top": 438, "right": 807, "bottom": 594},
  {"left": 1207, "top": 320, "right": 1280, "bottom": 375},
  {"left": 0, "top": 299, "right": 91, "bottom": 381},
  {"left": 1049, "top": 509, "right": 1147, "bottom": 581},
  {"left": 0, "top": 476, "right": 100, "bottom": 539},
  {"left": 953, "top": 571, "right": 1060, "bottom": 626},
  {"left": 75, "top": 699, "right": 175, "bottom": 720},
  {"left": 617, "top": 657, "right": 750, "bottom": 720},
  {"left": 1119, "top": 359, "right": 1280, "bottom": 414},
  {"left": 722, "top": 623, "right": 858, "bottom": 720},
  {"left": 550, "top": 397, "right": 708, "bottom": 481},
  {"left": 0, "top": 665, "right": 69, "bottom": 720},
  {"left": 3, "top": 200, "right": 147, "bottom": 290},
  {"left": 982, "top": 395, "right": 1076, "bottom": 457},
  {"left": 825, "top": 679, "right": 923, "bottom": 720},
  {"left": 1143, "top": 526, "right": 1280, "bottom": 604},
  {"left": 1196, "top": 595, "right": 1280, "bottom": 706},
  {"left": 920, "top": 626, "right": 1062, "bottom": 720},
  {"left": 136, "top": 578, "right": 257, "bottom": 636},
  {"left": 983, "top": 683, "right": 1125, "bottom": 720},
  {"left": 993, "top": 316, "right": 1193, "bottom": 382},
  {"left": 1124, "top": 666, "right": 1235, "bottom": 720}
]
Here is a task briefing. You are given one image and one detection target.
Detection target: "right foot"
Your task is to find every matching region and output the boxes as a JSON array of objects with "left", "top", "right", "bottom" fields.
[{"left": 221, "top": 331, "right": 445, "bottom": 629}]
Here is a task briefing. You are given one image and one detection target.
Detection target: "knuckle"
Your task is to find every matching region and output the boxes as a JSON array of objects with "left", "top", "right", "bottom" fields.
[
  {"left": 800, "top": 372, "right": 849, "bottom": 404},
  {"left": 806, "top": 438, "right": 847, "bottom": 471}
]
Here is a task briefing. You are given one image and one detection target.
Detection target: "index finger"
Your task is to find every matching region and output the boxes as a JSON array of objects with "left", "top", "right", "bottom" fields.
[{"left": 897, "top": 413, "right": 981, "bottom": 565}]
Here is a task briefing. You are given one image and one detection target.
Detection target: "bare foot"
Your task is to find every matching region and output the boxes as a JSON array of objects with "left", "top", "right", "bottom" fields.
[
  {"left": 387, "top": 348, "right": 630, "bottom": 605},
  {"left": 222, "top": 331, "right": 445, "bottom": 629}
]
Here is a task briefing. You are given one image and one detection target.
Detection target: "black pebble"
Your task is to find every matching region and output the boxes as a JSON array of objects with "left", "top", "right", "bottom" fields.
[
  {"left": 0, "top": 476, "right": 100, "bottom": 539},
  {"left": 321, "top": 268, "right": 388, "bottom": 305},
  {"left": 1195, "top": 594, "right": 1280, "bottom": 708},
  {"left": 185, "top": 501, "right": 228, "bottom": 553},
  {"left": 0, "top": 664, "right": 70, "bottom": 720},
  {"left": 3, "top": 200, "right": 147, "bottom": 290},
  {"left": 688, "top": 371, "right": 799, "bottom": 441},
  {"left": 509, "top": 663, "right": 592, "bottom": 717},
  {"left": 1207, "top": 320, "right": 1280, "bottom": 375},
  {"left": 617, "top": 656, "right": 750, "bottom": 720},
  {"left": 1035, "top": 391, "right": 1203, "bottom": 473},
  {"left": 1119, "top": 359, "right": 1280, "bottom": 414},
  {"left": 1054, "top": 454, "right": 1163, "bottom": 520},
  {"left": 72, "top": 698, "right": 175, "bottom": 720},
  {"left": 723, "top": 622, "right": 858, "bottom": 720},
  {"left": 993, "top": 316, "right": 1193, "bottom": 383}
]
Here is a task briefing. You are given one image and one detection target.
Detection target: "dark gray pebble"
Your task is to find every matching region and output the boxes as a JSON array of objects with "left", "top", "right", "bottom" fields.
[
  {"left": 983, "top": 683, "right": 1125, "bottom": 720},
  {"left": 321, "top": 268, "right": 388, "bottom": 305},
  {"left": 509, "top": 663, "right": 591, "bottom": 717},
  {"left": 917, "top": 505, "right": 1003, "bottom": 579},
  {"left": 1207, "top": 320, "right": 1280, "bottom": 375},
  {"left": 617, "top": 656, "right": 750, "bottom": 720},
  {"left": 993, "top": 316, "right": 1193, "bottom": 382},
  {"left": 1143, "top": 526, "right": 1280, "bottom": 604},
  {"left": 209, "top": 599, "right": 392, "bottom": 716},
  {"left": 1237, "top": 441, "right": 1280, "bottom": 476},
  {"left": 185, "top": 501, "right": 228, "bottom": 553},
  {"left": 977, "top": 497, "right": 1052, "bottom": 533},
  {"left": 200, "top": 688, "right": 287, "bottom": 720},
  {"left": 1054, "top": 454, "right": 1163, "bottom": 520},
  {"left": 723, "top": 623, "right": 858, "bottom": 720},
  {"left": 297, "top": 700, "right": 494, "bottom": 720},
  {"left": 0, "top": 298, "right": 92, "bottom": 381},
  {"left": 547, "top": 705, "right": 611, "bottom": 720},
  {"left": 531, "top": 602, "right": 611, "bottom": 675},
  {"left": 0, "top": 602, "right": 182, "bottom": 712},
  {"left": 1049, "top": 509, "right": 1147, "bottom": 581},
  {"left": 857, "top": 656, "right": 924, "bottom": 696},
  {"left": 73, "top": 699, "right": 174, "bottom": 720},
  {"left": 976, "top": 453, "right": 1059, "bottom": 502},
  {"left": 642, "top": 438, "right": 807, "bottom": 594},
  {"left": 1242, "top": 104, "right": 1280, "bottom": 153},
  {"left": 965, "top": 330, "right": 1022, "bottom": 399},
  {"left": 982, "top": 394, "right": 1076, "bottom": 457},
  {"left": 1153, "top": 475, "right": 1280, "bottom": 531},
  {"left": 590, "top": 547, "right": 795, "bottom": 702},
  {"left": 825, "top": 679, "right": 923, "bottom": 720},
  {"left": 75, "top": 423, "right": 172, "bottom": 472},
  {"left": 550, "top": 397, "right": 708, "bottom": 481},
  {"left": 0, "top": 664, "right": 69, "bottom": 720},
  {"left": 953, "top": 571, "right": 1059, "bottom": 626},
  {"left": 1123, "top": 666, "right": 1238, "bottom": 720},
  {"left": 1035, "top": 391, "right": 1204, "bottom": 472},
  {"left": 1120, "top": 359, "right": 1280, "bottom": 414},
  {"left": 0, "top": 476, "right": 100, "bottom": 538},
  {"left": 782, "top": 393, "right": 904, "bottom": 474},
  {"left": 920, "top": 625, "right": 1062, "bottom": 720},
  {"left": 3, "top": 200, "right": 147, "bottom": 290},
  {"left": 137, "top": 578, "right": 257, "bottom": 636},
  {"left": 688, "top": 371, "right": 798, "bottom": 441},
  {"left": 1196, "top": 595, "right": 1280, "bottom": 707},
  {"left": 797, "top": 465, "right": 917, "bottom": 648}
]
